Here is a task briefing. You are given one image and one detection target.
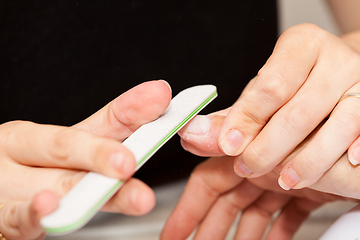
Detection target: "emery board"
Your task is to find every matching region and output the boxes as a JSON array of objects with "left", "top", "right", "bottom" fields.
[{"left": 40, "top": 84, "right": 217, "bottom": 235}]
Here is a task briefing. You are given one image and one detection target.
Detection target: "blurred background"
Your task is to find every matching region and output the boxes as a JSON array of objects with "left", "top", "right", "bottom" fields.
[{"left": 45, "top": 1, "right": 357, "bottom": 239}]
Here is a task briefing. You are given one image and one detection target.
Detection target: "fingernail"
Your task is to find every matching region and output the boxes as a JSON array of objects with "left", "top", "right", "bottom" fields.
[
  {"left": 109, "top": 152, "right": 134, "bottom": 174},
  {"left": 221, "top": 129, "right": 244, "bottom": 156},
  {"left": 278, "top": 167, "right": 300, "bottom": 190},
  {"left": 158, "top": 79, "right": 172, "bottom": 93},
  {"left": 348, "top": 148, "right": 360, "bottom": 166},
  {"left": 234, "top": 159, "right": 253, "bottom": 177},
  {"left": 182, "top": 115, "right": 211, "bottom": 135}
]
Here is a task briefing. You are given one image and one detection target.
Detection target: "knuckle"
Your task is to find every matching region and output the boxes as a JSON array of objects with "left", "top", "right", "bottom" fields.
[
  {"left": 240, "top": 104, "right": 266, "bottom": 126},
  {"left": 281, "top": 105, "right": 314, "bottom": 135},
  {"left": 256, "top": 70, "right": 289, "bottom": 104},
  {"left": 279, "top": 23, "right": 326, "bottom": 52},
  {"left": 48, "top": 128, "right": 74, "bottom": 163},
  {"left": 0, "top": 121, "right": 34, "bottom": 153},
  {"left": 298, "top": 150, "right": 321, "bottom": 174},
  {"left": 2, "top": 205, "right": 21, "bottom": 238},
  {"left": 249, "top": 202, "right": 273, "bottom": 219},
  {"left": 283, "top": 23, "right": 325, "bottom": 42},
  {"left": 331, "top": 111, "right": 360, "bottom": 136},
  {"left": 243, "top": 145, "right": 271, "bottom": 173},
  {"left": 58, "top": 172, "right": 85, "bottom": 195},
  {"left": 190, "top": 163, "right": 221, "bottom": 196},
  {"left": 91, "top": 139, "right": 110, "bottom": 170},
  {"left": 59, "top": 174, "right": 75, "bottom": 195}
]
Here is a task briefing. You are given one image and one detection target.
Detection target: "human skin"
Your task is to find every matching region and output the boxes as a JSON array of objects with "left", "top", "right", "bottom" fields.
[
  {"left": 161, "top": 114, "right": 359, "bottom": 240},
  {"left": 0, "top": 80, "right": 172, "bottom": 240},
  {"left": 162, "top": 1, "right": 360, "bottom": 238},
  {"left": 177, "top": 23, "right": 360, "bottom": 191}
]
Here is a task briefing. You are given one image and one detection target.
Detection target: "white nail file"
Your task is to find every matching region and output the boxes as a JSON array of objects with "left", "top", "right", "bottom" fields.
[{"left": 40, "top": 85, "right": 217, "bottom": 235}]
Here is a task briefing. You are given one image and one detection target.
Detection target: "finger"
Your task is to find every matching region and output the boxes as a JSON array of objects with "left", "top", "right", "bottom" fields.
[
  {"left": 311, "top": 152, "right": 360, "bottom": 200},
  {"left": 0, "top": 162, "right": 86, "bottom": 202},
  {"left": 348, "top": 136, "right": 360, "bottom": 165},
  {"left": 219, "top": 24, "right": 323, "bottom": 157},
  {"left": 1, "top": 163, "right": 155, "bottom": 217},
  {"left": 278, "top": 83, "right": 360, "bottom": 190},
  {"left": 0, "top": 191, "right": 58, "bottom": 240},
  {"left": 266, "top": 198, "right": 322, "bottom": 240},
  {"left": 0, "top": 162, "right": 154, "bottom": 217},
  {"left": 178, "top": 108, "right": 230, "bottom": 157},
  {"left": 0, "top": 121, "right": 136, "bottom": 179},
  {"left": 193, "top": 180, "right": 263, "bottom": 240},
  {"left": 73, "top": 80, "right": 172, "bottom": 140},
  {"left": 103, "top": 178, "right": 156, "bottom": 216},
  {"left": 179, "top": 114, "right": 225, "bottom": 157},
  {"left": 234, "top": 191, "right": 291, "bottom": 240},
  {"left": 233, "top": 25, "right": 360, "bottom": 178},
  {"left": 160, "top": 156, "right": 242, "bottom": 240}
]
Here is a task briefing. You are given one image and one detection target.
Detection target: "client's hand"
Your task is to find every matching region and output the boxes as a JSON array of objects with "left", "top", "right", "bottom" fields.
[
  {"left": 162, "top": 111, "right": 360, "bottom": 240},
  {"left": 181, "top": 23, "right": 360, "bottom": 191}
]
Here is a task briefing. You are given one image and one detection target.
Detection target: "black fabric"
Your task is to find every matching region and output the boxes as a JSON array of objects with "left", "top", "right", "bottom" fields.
[{"left": 0, "top": 0, "right": 278, "bottom": 186}]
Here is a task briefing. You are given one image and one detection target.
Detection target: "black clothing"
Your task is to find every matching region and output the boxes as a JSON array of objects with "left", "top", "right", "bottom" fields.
[{"left": 0, "top": 0, "right": 278, "bottom": 185}]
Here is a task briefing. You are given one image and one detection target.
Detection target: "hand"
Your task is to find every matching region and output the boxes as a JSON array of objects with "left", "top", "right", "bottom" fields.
[
  {"left": 162, "top": 127, "right": 360, "bottom": 240},
  {"left": 165, "top": 109, "right": 360, "bottom": 240},
  {"left": 0, "top": 80, "right": 172, "bottom": 240},
  {"left": 179, "top": 23, "right": 360, "bottom": 190},
  {"left": 160, "top": 155, "right": 349, "bottom": 240}
]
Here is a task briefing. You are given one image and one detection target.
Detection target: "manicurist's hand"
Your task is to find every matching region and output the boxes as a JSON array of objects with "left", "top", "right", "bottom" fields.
[
  {"left": 180, "top": 23, "right": 360, "bottom": 191},
  {"left": 0, "top": 80, "right": 172, "bottom": 240}
]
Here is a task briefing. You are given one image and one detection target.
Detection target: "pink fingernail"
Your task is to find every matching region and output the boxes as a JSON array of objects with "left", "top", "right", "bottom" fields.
[
  {"left": 234, "top": 160, "right": 253, "bottom": 177},
  {"left": 182, "top": 115, "right": 211, "bottom": 135},
  {"left": 278, "top": 167, "right": 300, "bottom": 190},
  {"left": 221, "top": 129, "right": 244, "bottom": 156},
  {"left": 158, "top": 79, "right": 172, "bottom": 93},
  {"left": 349, "top": 147, "right": 360, "bottom": 166}
]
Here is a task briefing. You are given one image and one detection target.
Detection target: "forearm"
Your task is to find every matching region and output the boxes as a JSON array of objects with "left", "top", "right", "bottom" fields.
[{"left": 326, "top": 0, "right": 360, "bottom": 34}]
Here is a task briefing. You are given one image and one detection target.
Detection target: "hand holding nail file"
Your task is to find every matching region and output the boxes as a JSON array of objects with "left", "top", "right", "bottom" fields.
[{"left": 40, "top": 85, "right": 217, "bottom": 235}]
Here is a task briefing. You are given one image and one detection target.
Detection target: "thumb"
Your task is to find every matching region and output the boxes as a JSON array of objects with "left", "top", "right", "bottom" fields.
[
  {"left": 0, "top": 191, "right": 58, "bottom": 240},
  {"left": 178, "top": 108, "right": 230, "bottom": 157}
]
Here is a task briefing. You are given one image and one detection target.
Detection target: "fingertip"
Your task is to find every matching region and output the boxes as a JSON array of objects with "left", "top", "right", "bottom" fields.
[
  {"left": 157, "top": 79, "right": 172, "bottom": 95},
  {"left": 144, "top": 79, "right": 172, "bottom": 108},
  {"left": 113, "top": 80, "right": 172, "bottom": 128},
  {"left": 278, "top": 167, "right": 301, "bottom": 191},
  {"left": 127, "top": 184, "right": 156, "bottom": 216},
  {"left": 178, "top": 114, "right": 225, "bottom": 156},
  {"left": 109, "top": 150, "right": 137, "bottom": 178},
  {"left": 348, "top": 147, "right": 360, "bottom": 166},
  {"left": 220, "top": 129, "right": 244, "bottom": 156},
  {"left": 233, "top": 158, "right": 253, "bottom": 177},
  {"left": 179, "top": 115, "right": 211, "bottom": 136},
  {"left": 32, "top": 191, "right": 59, "bottom": 218},
  {"left": 105, "top": 179, "right": 155, "bottom": 216}
]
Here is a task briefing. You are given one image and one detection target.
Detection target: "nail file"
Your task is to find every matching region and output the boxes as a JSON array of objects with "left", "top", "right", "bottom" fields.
[{"left": 40, "top": 85, "right": 217, "bottom": 235}]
